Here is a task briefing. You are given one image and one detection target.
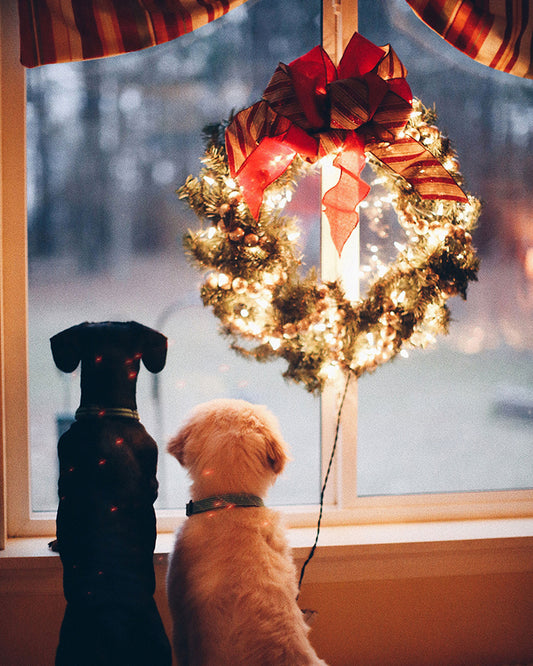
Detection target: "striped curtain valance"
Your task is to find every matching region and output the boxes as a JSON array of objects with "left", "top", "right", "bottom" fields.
[
  {"left": 18, "top": 0, "right": 248, "bottom": 68},
  {"left": 406, "top": 0, "right": 533, "bottom": 78},
  {"left": 17, "top": 1, "right": 533, "bottom": 76}
]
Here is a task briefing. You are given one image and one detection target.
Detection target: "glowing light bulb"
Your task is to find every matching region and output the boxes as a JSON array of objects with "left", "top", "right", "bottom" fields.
[
  {"left": 248, "top": 322, "right": 262, "bottom": 335},
  {"left": 269, "top": 337, "right": 282, "bottom": 350},
  {"left": 217, "top": 273, "right": 230, "bottom": 288},
  {"left": 320, "top": 362, "right": 339, "bottom": 380},
  {"left": 443, "top": 158, "right": 455, "bottom": 171},
  {"left": 435, "top": 227, "right": 448, "bottom": 242},
  {"left": 263, "top": 272, "right": 277, "bottom": 286}
]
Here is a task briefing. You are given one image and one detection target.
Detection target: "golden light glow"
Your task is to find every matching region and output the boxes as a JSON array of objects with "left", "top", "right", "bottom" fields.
[{"left": 180, "top": 99, "right": 480, "bottom": 393}]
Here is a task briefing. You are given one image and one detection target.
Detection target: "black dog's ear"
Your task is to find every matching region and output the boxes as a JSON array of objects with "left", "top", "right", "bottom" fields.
[
  {"left": 50, "top": 323, "right": 86, "bottom": 373},
  {"left": 136, "top": 324, "right": 167, "bottom": 374}
]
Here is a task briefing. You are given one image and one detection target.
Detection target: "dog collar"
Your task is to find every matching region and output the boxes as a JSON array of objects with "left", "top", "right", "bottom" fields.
[
  {"left": 186, "top": 493, "right": 264, "bottom": 517},
  {"left": 75, "top": 406, "right": 140, "bottom": 421}
]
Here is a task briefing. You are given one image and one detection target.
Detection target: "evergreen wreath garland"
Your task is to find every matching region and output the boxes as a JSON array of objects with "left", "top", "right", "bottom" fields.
[{"left": 179, "top": 98, "right": 480, "bottom": 394}]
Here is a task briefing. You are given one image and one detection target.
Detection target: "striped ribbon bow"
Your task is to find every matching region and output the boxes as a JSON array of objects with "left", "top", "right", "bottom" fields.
[{"left": 225, "top": 31, "right": 467, "bottom": 256}]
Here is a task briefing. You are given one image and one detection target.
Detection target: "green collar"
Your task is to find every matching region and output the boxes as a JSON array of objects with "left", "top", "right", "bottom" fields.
[
  {"left": 75, "top": 406, "right": 140, "bottom": 421},
  {"left": 186, "top": 493, "right": 265, "bottom": 517}
]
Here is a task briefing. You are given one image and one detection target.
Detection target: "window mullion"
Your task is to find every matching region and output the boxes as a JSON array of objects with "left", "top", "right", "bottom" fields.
[{"left": 321, "top": 0, "right": 359, "bottom": 510}]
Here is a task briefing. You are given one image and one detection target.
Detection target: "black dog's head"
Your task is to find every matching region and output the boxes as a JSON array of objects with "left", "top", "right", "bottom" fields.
[{"left": 51, "top": 321, "right": 167, "bottom": 410}]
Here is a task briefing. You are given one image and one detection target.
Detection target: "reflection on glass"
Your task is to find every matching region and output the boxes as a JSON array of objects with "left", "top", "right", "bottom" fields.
[
  {"left": 27, "top": 0, "right": 321, "bottom": 512},
  {"left": 357, "top": 0, "right": 533, "bottom": 494}
]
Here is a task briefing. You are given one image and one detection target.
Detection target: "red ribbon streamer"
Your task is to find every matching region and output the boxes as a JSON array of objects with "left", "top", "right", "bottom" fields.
[{"left": 225, "top": 32, "right": 468, "bottom": 256}]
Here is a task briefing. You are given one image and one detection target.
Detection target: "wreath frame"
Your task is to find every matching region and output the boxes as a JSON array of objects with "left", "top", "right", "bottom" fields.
[{"left": 180, "top": 99, "right": 480, "bottom": 394}]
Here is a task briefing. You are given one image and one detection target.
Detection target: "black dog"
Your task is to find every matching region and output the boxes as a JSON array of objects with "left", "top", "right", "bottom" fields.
[{"left": 51, "top": 321, "right": 172, "bottom": 666}]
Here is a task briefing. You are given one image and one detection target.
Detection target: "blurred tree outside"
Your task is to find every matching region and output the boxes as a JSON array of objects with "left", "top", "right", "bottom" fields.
[{"left": 27, "top": 0, "right": 321, "bottom": 276}]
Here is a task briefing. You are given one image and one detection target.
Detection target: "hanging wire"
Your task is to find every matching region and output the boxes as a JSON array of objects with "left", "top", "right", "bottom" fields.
[{"left": 297, "top": 371, "right": 352, "bottom": 596}]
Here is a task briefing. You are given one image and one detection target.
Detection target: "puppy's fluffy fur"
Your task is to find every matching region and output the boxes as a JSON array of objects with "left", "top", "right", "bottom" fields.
[{"left": 166, "top": 399, "right": 326, "bottom": 665}]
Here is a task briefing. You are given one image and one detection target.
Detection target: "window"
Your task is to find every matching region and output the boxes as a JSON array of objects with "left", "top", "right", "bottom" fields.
[
  {"left": 2, "top": 0, "right": 532, "bottom": 541},
  {"left": 5, "top": 0, "right": 325, "bottom": 538},
  {"left": 356, "top": 0, "right": 533, "bottom": 497},
  {"left": 25, "top": 0, "right": 322, "bottom": 519}
]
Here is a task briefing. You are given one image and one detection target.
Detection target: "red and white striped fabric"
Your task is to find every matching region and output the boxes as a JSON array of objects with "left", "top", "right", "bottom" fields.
[
  {"left": 18, "top": 0, "right": 533, "bottom": 78},
  {"left": 18, "top": 0, "right": 248, "bottom": 68},
  {"left": 406, "top": 0, "right": 533, "bottom": 78}
]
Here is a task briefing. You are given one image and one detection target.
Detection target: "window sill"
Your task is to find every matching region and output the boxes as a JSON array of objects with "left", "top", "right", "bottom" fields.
[{"left": 1, "top": 518, "right": 532, "bottom": 585}]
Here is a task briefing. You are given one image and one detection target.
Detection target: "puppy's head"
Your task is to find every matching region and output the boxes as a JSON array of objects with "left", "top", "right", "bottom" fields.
[{"left": 167, "top": 399, "right": 289, "bottom": 498}]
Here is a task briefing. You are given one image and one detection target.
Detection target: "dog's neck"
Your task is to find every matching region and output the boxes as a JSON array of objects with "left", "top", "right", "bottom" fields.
[
  {"left": 75, "top": 405, "right": 140, "bottom": 421},
  {"left": 185, "top": 493, "right": 264, "bottom": 517}
]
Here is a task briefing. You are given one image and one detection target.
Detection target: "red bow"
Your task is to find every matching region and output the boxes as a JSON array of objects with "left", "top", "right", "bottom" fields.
[{"left": 225, "top": 32, "right": 467, "bottom": 256}]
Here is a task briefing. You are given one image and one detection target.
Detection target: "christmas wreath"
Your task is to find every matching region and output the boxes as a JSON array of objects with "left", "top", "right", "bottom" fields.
[{"left": 179, "top": 32, "right": 480, "bottom": 394}]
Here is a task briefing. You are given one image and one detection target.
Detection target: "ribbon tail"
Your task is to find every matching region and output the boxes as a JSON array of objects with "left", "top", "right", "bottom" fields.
[
  {"left": 370, "top": 135, "right": 468, "bottom": 202},
  {"left": 322, "top": 133, "right": 370, "bottom": 256},
  {"left": 233, "top": 137, "right": 297, "bottom": 218},
  {"left": 226, "top": 104, "right": 319, "bottom": 219}
]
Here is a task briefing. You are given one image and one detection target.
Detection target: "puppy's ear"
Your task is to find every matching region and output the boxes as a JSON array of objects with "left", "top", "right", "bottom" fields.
[
  {"left": 50, "top": 323, "right": 85, "bottom": 373},
  {"left": 264, "top": 431, "right": 289, "bottom": 476},
  {"left": 136, "top": 323, "right": 167, "bottom": 374},
  {"left": 167, "top": 423, "right": 191, "bottom": 467}
]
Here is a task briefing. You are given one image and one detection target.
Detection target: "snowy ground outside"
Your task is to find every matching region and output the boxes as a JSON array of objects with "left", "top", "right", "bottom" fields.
[{"left": 28, "top": 250, "right": 533, "bottom": 512}]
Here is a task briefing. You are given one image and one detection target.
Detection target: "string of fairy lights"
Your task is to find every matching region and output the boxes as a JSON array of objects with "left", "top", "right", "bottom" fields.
[{"left": 179, "top": 99, "right": 481, "bottom": 394}]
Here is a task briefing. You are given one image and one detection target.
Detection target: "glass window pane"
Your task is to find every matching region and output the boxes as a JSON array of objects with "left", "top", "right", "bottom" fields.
[
  {"left": 357, "top": 0, "right": 533, "bottom": 495},
  {"left": 27, "top": 0, "right": 321, "bottom": 512}
]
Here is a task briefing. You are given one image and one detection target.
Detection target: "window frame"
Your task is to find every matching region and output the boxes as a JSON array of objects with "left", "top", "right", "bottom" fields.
[{"left": 1, "top": 0, "right": 532, "bottom": 544}]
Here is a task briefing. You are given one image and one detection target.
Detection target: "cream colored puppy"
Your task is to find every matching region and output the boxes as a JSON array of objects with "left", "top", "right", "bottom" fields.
[{"left": 166, "top": 399, "right": 326, "bottom": 665}]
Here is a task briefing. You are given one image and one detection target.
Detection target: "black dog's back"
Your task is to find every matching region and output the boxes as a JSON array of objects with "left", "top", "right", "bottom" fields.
[{"left": 57, "top": 418, "right": 159, "bottom": 605}]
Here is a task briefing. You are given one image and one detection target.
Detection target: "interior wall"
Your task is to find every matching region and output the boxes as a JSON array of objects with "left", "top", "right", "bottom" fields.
[
  {"left": 298, "top": 574, "right": 533, "bottom": 666},
  {"left": 1, "top": 560, "right": 532, "bottom": 666}
]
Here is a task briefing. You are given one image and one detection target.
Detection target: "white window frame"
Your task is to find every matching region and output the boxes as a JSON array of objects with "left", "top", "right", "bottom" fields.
[{"left": 1, "top": 0, "right": 532, "bottom": 545}]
